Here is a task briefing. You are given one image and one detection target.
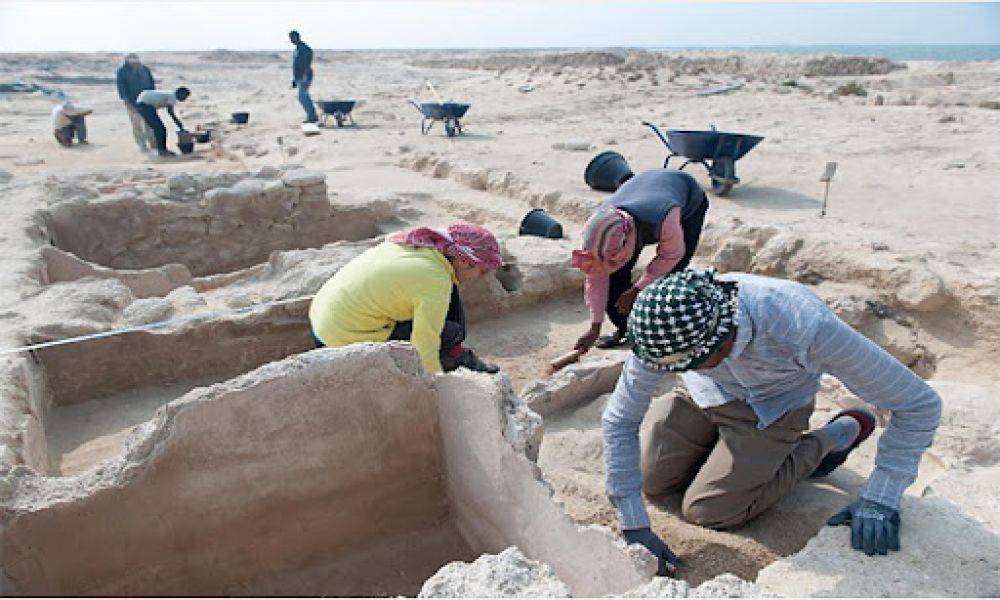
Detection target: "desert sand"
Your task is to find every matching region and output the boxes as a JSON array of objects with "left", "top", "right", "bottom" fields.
[{"left": 1, "top": 47, "right": 998, "bottom": 596}]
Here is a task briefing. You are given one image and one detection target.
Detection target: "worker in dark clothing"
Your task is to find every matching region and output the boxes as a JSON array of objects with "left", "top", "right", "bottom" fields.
[
  {"left": 289, "top": 30, "right": 318, "bottom": 123},
  {"left": 115, "top": 53, "right": 156, "bottom": 153}
]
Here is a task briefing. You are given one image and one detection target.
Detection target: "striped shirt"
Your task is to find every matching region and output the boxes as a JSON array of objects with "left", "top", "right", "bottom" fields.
[{"left": 602, "top": 273, "right": 942, "bottom": 530}]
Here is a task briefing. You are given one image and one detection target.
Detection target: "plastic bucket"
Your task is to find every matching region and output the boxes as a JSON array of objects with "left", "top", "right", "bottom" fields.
[
  {"left": 231, "top": 112, "right": 249, "bottom": 124},
  {"left": 584, "top": 151, "right": 634, "bottom": 192},
  {"left": 519, "top": 208, "right": 563, "bottom": 239}
]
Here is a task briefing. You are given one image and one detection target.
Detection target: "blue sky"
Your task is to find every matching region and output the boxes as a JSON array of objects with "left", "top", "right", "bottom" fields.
[{"left": 1, "top": 1, "right": 998, "bottom": 52}]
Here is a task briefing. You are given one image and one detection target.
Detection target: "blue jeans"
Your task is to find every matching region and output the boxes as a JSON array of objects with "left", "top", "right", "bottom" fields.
[{"left": 296, "top": 77, "right": 317, "bottom": 122}]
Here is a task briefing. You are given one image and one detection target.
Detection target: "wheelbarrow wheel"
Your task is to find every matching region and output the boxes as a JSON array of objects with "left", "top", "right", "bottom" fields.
[
  {"left": 709, "top": 157, "right": 735, "bottom": 196},
  {"left": 445, "top": 121, "right": 457, "bottom": 137},
  {"left": 335, "top": 113, "right": 345, "bottom": 127}
]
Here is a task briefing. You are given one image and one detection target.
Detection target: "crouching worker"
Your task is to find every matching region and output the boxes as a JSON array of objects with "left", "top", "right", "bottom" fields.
[
  {"left": 52, "top": 101, "right": 93, "bottom": 146},
  {"left": 573, "top": 169, "right": 708, "bottom": 353},
  {"left": 308, "top": 223, "right": 503, "bottom": 374},
  {"left": 603, "top": 269, "right": 942, "bottom": 575}
]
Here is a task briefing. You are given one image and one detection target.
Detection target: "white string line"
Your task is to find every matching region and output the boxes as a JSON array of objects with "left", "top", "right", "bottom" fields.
[{"left": 0, "top": 295, "right": 315, "bottom": 356}]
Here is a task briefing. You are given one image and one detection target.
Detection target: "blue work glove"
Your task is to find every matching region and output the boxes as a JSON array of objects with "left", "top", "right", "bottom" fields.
[
  {"left": 827, "top": 498, "right": 901, "bottom": 556},
  {"left": 623, "top": 527, "right": 685, "bottom": 575}
]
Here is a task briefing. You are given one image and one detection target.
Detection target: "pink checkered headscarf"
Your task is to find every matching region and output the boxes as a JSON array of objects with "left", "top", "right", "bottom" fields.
[
  {"left": 388, "top": 223, "right": 503, "bottom": 270},
  {"left": 571, "top": 206, "right": 637, "bottom": 275}
]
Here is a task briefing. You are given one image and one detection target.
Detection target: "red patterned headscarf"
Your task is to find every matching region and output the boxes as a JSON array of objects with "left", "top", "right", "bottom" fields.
[
  {"left": 388, "top": 223, "right": 503, "bottom": 270},
  {"left": 570, "top": 206, "right": 637, "bottom": 275}
]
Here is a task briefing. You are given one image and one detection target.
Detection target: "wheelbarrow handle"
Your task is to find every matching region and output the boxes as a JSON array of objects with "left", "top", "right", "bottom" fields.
[
  {"left": 641, "top": 121, "right": 675, "bottom": 154},
  {"left": 406, "top": 98, "right": 425, "bottom": 115}
]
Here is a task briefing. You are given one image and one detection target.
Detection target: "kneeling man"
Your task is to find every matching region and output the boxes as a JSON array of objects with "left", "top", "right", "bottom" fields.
[{"left": 603, "top": 269, "right": 941, "bottom": 574}]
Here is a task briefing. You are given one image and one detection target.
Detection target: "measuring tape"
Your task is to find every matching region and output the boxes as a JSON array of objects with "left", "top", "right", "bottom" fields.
[{"left": 0, "top": 295, "right": 315, "bottom": 356}]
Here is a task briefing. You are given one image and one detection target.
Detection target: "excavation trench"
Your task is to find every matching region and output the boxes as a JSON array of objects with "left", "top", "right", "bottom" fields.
[
  {"left": 2, "top": 345, "right": 653, "bottom": 597},
  {"left": 37, "top": 306, "right": 313, "bottom": 476},
  {"left": 41, "top": 168, "right": 395, "bottom": 280}
]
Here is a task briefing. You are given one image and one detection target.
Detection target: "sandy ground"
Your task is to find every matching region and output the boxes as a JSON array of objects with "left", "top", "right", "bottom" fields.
[{"left": 2, "top": 48, "right": 999, "bottom": 595}]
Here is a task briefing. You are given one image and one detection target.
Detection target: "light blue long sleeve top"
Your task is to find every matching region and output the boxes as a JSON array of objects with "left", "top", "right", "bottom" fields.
[{"left": 602, "top": 273, "right": 942, "bottom": 530}]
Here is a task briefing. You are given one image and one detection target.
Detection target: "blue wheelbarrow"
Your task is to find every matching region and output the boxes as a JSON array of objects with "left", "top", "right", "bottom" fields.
[
  {"left": 408, "top": 99, "right": 470, "bottom": 137},
  {"left": 317, "top": 100, "right": 356, "bottom": 127},
  {"left": 642, "top": 121, "right": 764, "bottom": 196}
]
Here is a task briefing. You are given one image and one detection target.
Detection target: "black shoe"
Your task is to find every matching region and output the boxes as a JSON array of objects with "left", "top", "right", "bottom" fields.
[
  {"left": 811, "top": 408, "right": 877, "bottom": 478},
  {"left": 442, "top": 349, "right": 499, "bottom": 374},
  {"left": 595, "top": 329, "right": 628, "bottom": 349},
  {"left": 158, "top": 150, "right": 176, "bottom": 157}
]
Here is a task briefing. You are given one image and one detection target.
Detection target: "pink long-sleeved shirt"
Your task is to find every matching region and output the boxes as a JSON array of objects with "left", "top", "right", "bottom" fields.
[{"left": 584, "top": 208, "right": 685, "bottom": 324}]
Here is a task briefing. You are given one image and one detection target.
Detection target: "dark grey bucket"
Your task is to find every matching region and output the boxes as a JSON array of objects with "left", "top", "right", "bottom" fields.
[
  {"left": 584, "top": 150, "right": 634, "bottom": 192},
  {"left": 519, "top": 208, "right": 563, "bottom": 239}
]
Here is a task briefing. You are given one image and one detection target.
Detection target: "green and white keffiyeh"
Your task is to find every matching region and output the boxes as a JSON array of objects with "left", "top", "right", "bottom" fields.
[{"left": 626, "top": 268, "right": 739, "bottom": 372}]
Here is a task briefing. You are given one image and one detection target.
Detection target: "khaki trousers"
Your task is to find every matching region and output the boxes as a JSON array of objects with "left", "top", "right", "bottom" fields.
[
  {"left": 126, "top": 104, "right": 154, "bottom": 151},
  {"left": 641, "top": 385, "right": 836, "bottom": 530}
]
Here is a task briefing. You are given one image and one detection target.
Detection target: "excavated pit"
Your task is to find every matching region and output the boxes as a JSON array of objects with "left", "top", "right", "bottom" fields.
[
  {"left": 39, "top": 168, "right": 396, "bottom": 279},
  {"left": 1, "top": 345, "right": 654, "bottom": 597},
  {"left": 37, "top": 306, "right": 312, "bottom": 476}
]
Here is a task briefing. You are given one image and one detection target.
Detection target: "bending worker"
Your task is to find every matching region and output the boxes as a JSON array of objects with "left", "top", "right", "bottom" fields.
[
  {"left": 309, "top": 223, "right": 502, "bottom": 374},
  {"left": 603, "top": 268, "right": 942, "bottom": 574},
  {"left": 135, "top": 87, "right": 190, "bottom": 157},
  {"left": 573, "top": 169, "right": 708, "bottom": 352}
]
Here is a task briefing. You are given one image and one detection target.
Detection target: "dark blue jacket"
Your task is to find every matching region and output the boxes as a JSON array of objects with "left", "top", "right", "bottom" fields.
[
  {"left": 602, "top": 169, "right": 706, "bottom": 247},
  {"left": 292, "top": 41, "right": 314, "bottom": 82},
  {"left": 116, "top": 64, "right": 154, "bottom": 105}
]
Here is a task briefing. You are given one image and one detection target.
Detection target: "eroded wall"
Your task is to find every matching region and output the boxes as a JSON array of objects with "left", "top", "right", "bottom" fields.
[
  {"left": 1, "top": 345, "right": 448, "bottom": 596},
  {"left": 42, "top": 168, "right": 395, "bottom": 277},
  {"left": 435, "top": 372, "right": 655, "bottom": 596}
]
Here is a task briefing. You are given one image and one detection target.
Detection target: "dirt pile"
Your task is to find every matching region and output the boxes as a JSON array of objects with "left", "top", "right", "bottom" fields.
[{"left": 415, "top": 50, "right": 905, "bottom": 82}]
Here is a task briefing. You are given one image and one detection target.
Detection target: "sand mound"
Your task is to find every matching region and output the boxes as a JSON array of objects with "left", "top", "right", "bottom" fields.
[{"left": 415, "top": 50, "right": 905, "bottom": 82}]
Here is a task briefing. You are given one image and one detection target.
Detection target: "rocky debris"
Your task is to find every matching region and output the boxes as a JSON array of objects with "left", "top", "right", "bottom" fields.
[
  {"left": 414, "top": 50, "right": 904, "bottom": 83},
  {"left": 756, "top": 495, "right": 1000, "bottom": 597},
  {"left": 551, "top": 141, "right": 594, "bottom": 152},
  {"left": 418, "top": 547, "right": 572, "bottom": 598},
  {"left": 521, "top": 354, "right": 626, "bottom": 417}
]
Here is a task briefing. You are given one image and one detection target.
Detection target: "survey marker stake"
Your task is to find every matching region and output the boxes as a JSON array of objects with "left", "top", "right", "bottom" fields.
[{"left": 819, "top": 161, "right": 838, "bottom": 218}]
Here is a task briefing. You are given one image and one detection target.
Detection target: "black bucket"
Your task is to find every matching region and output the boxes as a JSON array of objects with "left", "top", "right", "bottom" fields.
[
  {"left": 584, "top": 151, "right": 634, "bottom": 192},
  {"left": 519, "top": 208, "right": 563, "bottom": 239},
  {"left": 231, "top": 112, "right": 249, "bottom": 124}
]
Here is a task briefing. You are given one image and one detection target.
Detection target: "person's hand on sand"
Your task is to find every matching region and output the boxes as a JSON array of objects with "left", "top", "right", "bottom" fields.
[
  {"left": 623, "top": 527, "right": 685, "bottom": 575},
  {"left": 827, "top": 498, "right": 901, "bottom": 556},
  {"left": 615, "top": 286, "right": 640, "bottom": 316},
  {"left": 574, "top": 323, "right": 602, "bottom": 353}
]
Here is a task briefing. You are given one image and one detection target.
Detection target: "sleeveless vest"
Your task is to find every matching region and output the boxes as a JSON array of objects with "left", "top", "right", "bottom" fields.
[{"left": 602, "top": 169, "right": 706, "bottom": 248}]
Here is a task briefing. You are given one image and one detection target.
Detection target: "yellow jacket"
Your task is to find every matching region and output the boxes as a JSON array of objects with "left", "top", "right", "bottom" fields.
[{"left": 309, "top": 241, "right": 458, "bottom": 373}]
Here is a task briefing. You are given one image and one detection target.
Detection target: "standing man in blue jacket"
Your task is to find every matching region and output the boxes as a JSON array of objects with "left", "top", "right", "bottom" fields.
[
  {"left": 603, "top": 269, "right": 942, "bottom": 575},
  {"left": 289, "top": 30, "right": 318, "bottom": 124},
  {"left": 115, "top": 53, "right": 155, "bottom": 153}
]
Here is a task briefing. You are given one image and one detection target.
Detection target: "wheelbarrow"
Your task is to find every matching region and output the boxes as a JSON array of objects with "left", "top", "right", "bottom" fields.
[
  {"left": 317, "top": 100, "right": 356, "bottom": 127},
  {"left": 408, "top": 99, "right": 470, "bottom": 137},
  {"left": 642, "top": 121, "right": 764, "bottom": 196}
]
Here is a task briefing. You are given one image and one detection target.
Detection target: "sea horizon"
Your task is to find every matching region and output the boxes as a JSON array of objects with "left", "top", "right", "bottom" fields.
[{"left": 2, "top": 44, "right": 998, "bottom": 62}]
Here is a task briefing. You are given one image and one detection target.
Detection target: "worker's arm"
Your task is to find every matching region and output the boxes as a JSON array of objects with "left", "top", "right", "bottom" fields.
[
  {"left": 574, "top": 275, "right": 610, "bottom": 352},
  {"left": 409, "top": 279, "right": 451, "bottom": 374},
  {"left": 166, "top": 105, "right": 183, "bottom": 130},
  {"left": 805, "top": 308, "right": 942, "bottom": 554},
  {"left": 634, "top": 208, "right": 686, "bottom": 289},
  {"left": 602, "top": 354, "right": 682, "bottom": 574}
]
